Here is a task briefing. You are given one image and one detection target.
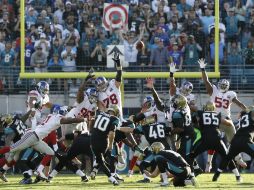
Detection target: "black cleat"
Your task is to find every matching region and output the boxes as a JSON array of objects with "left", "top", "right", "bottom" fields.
[
  {"left": 81, "top": 175, "right": 89, "bottom": 182},
  {"left": 236, "top": 176, "right": 242, "bottom": 183},
  {"left": 34, "top": 176, "right": 42, "bottom": 183},
  {"left": 46, "top": 176, "right": 53, "bottom": 183},
  {"left": 194, "top": 167, "right": 203, "bottom": 177},
  {"left": 114, "top": 174, "right": 124, "bottom": 182},
  {"left": 19, "top": 178, "right": 32, "bottom": 184},
  {"left": 137, "top": 178, "right": 151, "bottom": 183},
  {"left": 212, "top": 172, "right": 220, "bottom": 182},
  {"left": 0, "top": 169, "right": 8, "bottom": 182}
]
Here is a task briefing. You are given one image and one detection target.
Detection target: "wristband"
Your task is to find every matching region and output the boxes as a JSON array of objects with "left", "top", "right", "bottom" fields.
[{"left": 170, "top": 72, "right": 174, "bottom": 77}]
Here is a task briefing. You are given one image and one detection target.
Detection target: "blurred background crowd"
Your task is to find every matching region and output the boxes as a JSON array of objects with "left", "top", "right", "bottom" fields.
[{"left": 0, "top": 0, "right": 254, "bottom": 93}]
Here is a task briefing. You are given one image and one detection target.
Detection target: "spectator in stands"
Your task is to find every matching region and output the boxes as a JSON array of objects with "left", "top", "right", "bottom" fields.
[
  {"left": 0, "top": 12, "right": 12, "bottom": 37},
  {"left": 244, "top": 41, "right": 254, "bottom": 68},
  {"left": 183, "top": 35, "right": 202, "bottom": 71},
  {"left": 63, "top": 23, "right": 80, "bottom": 47},
  {"left": 200, "top": 6, "right": 215, "bottom": 35},
  {"left": 149, "top": 38, "right": 169, "bottom": 70},
  {"left": 34, "top": 33, "right": 51, "bottom": 58},
  {"left": 49, "top": 38, "right": 64, "bottom": 59},
  {"left": 54, "top": 1, "right": 64, "bottom": 25},
  {"left": 177, "top": 0, "right": 192, "bottom": 20},
  {"left": 62, "top": 1, "right": 78, "bottom": 24},
  {"left": 169, "top": 42, "right": 183, "bottom": 70},
  {"left": 90, "top": 40, "right": 106, "bottom": 71},
  {"left": 137, "top": 33, "right": 151, "bottom": 68},
  {"left": 224, "top": 8, "right": 241, "bottom": 45},
  {"left": 0, "top": 40, "right": 16, "bottom": 90},
  {"left": 150, "top": 26, "right": 169, "bottom": 46},
  {"left": 25, "top": 38, "right": 35, "bottom": 71},
  {"left": 48, "top": 53, "right": 64, "bottom": 72},
  {"left": 61, "top": 44, "right": 77, "bottom": 72},
  {"left": 26, "top": 7, "right": 37, "bottom": 29},
  {"left": 30, "top": 45, "right": 47, "bottom": 72},
  {"left": 76, "top": 41, "right": 91, "bottom": 70},
  {"left": 119, "top": 24, "right": 145, "bottom": 70},
  {"left": 169, "top": 3, "right": 182, "bottom": 20},
  {"left": 227, "top": 40, "right": 243, "bottom": 72}
]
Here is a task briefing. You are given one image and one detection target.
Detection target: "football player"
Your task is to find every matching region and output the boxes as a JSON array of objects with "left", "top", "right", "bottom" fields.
[
  {"left": 126, "top": 95, "right": 167, "bottom": 177},
  {"left": 213, "top": 106, "right": 254, "bottom": 181},
  {"left": 143, "top": 142, "right": 196, "bottom": 187},
  {"left": 190, "top": 101, "right": 241, "bottom": 182},
  {"left": 198, "top": 58, "right": 247, "bottom": 172},
  {"left": 90, "top": 105, "right": 121, "bottom": 186},
  {"left": 0, "top": 106, "right": 84, "bottom": 182}
]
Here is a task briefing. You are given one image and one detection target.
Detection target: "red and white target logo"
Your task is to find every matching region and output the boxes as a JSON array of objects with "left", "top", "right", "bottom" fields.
[{"left": 103, "top": 3, "right": 129, "bottom": 31}]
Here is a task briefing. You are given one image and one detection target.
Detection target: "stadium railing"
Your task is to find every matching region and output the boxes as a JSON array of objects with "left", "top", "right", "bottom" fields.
[{"left": 0, "top": 65, "right": 253, "bottom": 94}]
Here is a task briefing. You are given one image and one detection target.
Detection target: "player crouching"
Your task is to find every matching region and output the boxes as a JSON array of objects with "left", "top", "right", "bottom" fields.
[{"left": 143, "top": 142, "right": 197, "bottom": 187}]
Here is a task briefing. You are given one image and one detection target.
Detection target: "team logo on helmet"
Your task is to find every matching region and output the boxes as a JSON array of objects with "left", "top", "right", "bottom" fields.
[
  {"left": 171, "top": 94, "right": 187, "bottom": 109},
  {"left": 36, "top": 81, "right": 49, "bottom": 97}
]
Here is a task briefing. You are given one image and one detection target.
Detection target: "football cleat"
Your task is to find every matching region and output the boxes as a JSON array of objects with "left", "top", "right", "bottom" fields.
[
  {"left": 205, "top": 162, "right": 212, "bottom": 173},
  {"left": 81, "top": 175, "right": 89, "bottom": 182},
  {"left": 0, "top": 169, "right": 8, "bottom": 182},
  {"left": 160, "top": 182, "right": 170, "bottom": 187},
  {"left": 46, "top": 176, "right": 53, "bottom": 183},
  {"left": 114, "top": 173, "right": 124, "bottom": 182},
  {"left": 137, "top": 178, "right": 151, "bottom": 183},
  {"left": 109, "top": 176, "right": 119, "bottom": 186},
  {"left": 33, "top": 176, "right": 41, "bottom": 184},
  {"left": 236, "top": 176, "right": 242, "bottom": 183},
  {"left": 212, "top": 172, "right": 220, "bottom": 182},
  {"left": 126, "top": 170, "right": 133, "bottom": 177},
  {"left": 90, "top": 171, "right": 97, "bottom": 180},
  {"left": 194, "top": 167, "right": 203, "bottom": 177},
  {"left": 19, "top": 177, "right": 32, "bottom": 184}
]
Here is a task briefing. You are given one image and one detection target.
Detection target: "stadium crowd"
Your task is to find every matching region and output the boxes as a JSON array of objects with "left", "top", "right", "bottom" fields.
[{"left": 0, "top": 0, "right": 254, "bottom": 92}]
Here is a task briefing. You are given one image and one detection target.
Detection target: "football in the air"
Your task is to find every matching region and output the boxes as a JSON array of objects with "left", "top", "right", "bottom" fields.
[{"left": 136, "top": 41, "right": 145, "bottom": 51}]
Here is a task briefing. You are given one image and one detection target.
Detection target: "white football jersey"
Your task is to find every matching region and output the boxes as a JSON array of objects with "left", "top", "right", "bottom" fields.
[
  {"left": 66, "top": 95, "right": 97, "bottom": 118},
  {"left": 144, "top": 106, "right": 166, "bottom": 124},
  {"left": 26, "top": 90, "right": 50, "bottom": 128},
  {"left": 34, "top": 114, "right": 62, "bottom": 139},
  {"left": 210, "top": 85, "right": 236, "bottom": 118},
  {"left": 98, "top": 79, "right": 123, "bottom": 120}
]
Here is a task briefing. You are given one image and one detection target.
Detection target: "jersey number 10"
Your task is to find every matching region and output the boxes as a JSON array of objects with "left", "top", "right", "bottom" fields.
[{"left": 94, "top": 115, "right": 110, "bottom": 132}]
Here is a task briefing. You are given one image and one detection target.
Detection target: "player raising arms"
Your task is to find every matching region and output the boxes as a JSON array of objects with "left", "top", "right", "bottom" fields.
[{"left": 198, "top": 58, "right": 247, "bottom": 172}]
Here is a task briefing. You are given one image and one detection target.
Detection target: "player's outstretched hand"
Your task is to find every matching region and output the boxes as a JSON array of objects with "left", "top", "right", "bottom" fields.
[
  {"left": 198, "top": 58, "right": 207, "bottom": 69},
  {"left": 85, "top": 68, "right": 95, "bottom": 81},
  {"left": 169, "top": 62, "right": 178, "bottom": 73},
  {"left": 146, "top": 77, "right": 154, "bottom": 89},
  {"left": 112, "top": 52, "right": 121, "bottom": 67}
]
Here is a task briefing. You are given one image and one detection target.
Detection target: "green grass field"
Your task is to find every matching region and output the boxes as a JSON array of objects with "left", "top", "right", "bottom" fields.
[{"left": 0, "top": 174, "right": 254, "bottom": 190}]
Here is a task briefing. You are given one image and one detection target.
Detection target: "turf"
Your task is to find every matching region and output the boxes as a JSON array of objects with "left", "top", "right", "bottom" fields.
[{"left": 0, "top": 174, "right": 254, "bottom": 190}]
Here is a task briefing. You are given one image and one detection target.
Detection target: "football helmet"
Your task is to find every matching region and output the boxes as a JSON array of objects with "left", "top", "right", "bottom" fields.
[
  {"left": 203, "top": 101, "right": 216, "bottom": 111},
  {"left": 52, "top": 105, "right": 68, "bottom": 116},
  {"left": 86, "top": 88, "right": 98, "bottom": 104},
  {"left": 95, "top": 77, "right": 108, "bottom": 92},
  {"left": 36, "top": 81, "right": 49, "bottom": 97},
  {"left": 107, "top": 104, "right": 120, "bottom": 117},
  {"left": 142, "top": 96, "right": 154, "bottom": 112},
  {"left": 171, "top": 94, "right": 187, "bottom": 109},
  {"left": 218, "top": 79, "right": 230, "bottom": 93},
  {"left": 1, "top": 114, "right": 13, "bottom": 126},
  {"left": 180, "top": 81, "right": 193, "bottom": 96},
  {"left": 151, "top": 142, "right": 165, "bottom": 154}
]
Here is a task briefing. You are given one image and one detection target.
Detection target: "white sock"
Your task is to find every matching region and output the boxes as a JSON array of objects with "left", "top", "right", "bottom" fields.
[
  {"left": 109, "top": 176, "right": 116, "bottom": 182},
  {"left": 76, "top": 169, "right": 85, "bottom": 177},
  {"left": 3, "top": 164, "right": 10, "bottom": 171},
  {"left": 49, "top": 169, "right": 58, "bottom": 178},
  {"left": 232, "top": 168, "right": 240, "bottom": 177},
  {"left": 207, "top": 154, "right": 214, "bottom": 163},
  {"left": 161, "top": 172, "right": 168, "bottom": 183},
  {"left": 37, "top": 164, "right": 44, "bottom": 172},
  {"left": 193, "top": 165, "right": 199, "bottom": 170},
  {"left": 143, "top": 173, "right": 149, "bottom": 179},
  {"left": 235, "top": 154, "right": 242, "bottom": 161}
]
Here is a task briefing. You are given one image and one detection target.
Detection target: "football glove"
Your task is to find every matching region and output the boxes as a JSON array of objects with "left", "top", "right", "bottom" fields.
[{"left": 198, "top": 58, "right": 207, "bottom": 69}]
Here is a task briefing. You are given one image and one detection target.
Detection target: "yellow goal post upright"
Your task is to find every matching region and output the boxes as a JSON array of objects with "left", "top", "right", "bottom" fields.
[{"left": 20, "top": 0, "right": 220, "bottom": 102}]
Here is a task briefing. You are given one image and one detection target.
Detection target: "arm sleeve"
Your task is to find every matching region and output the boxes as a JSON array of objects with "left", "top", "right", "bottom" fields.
[{"left": 151, "top": 88, "right": 165, "bottom": 111}]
